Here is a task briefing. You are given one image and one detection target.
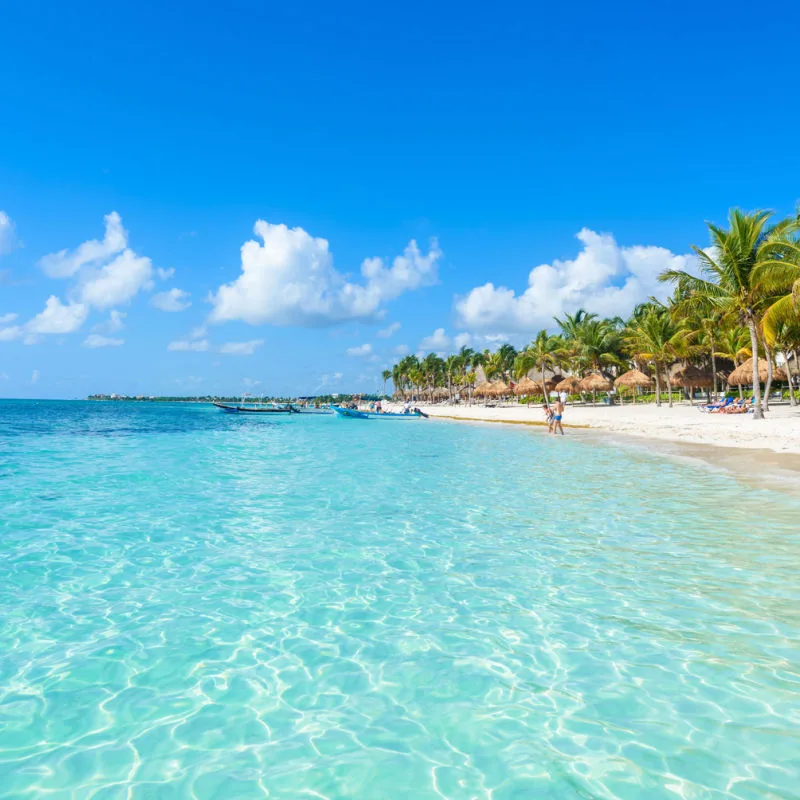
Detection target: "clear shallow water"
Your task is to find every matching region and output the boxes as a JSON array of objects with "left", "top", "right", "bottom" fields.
[{"left": 1, "top": 400, "right": 799, "bottom": 800}]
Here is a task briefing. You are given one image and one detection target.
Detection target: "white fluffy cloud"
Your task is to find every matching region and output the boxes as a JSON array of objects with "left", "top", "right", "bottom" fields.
[
  {"left": 168, "top": 339, "right": 210, "bottom": 352},
  {"left": 94, "top": 310, "right": 126, "bottom": 334},
  {"left": 209, "top": 221, "right": 441, "bottom": 327},
  {"left": 219, "top": 339, "right": 263, "bottom": 356},
  {"left": 0, "top": 211, "right": 18, "bottom": 255},
  {"left": 419, "top": 328, "right": 450, "bottom": 351},
  {"left": 35, "top": 212, "right": 155, "bottom": 319},
  {"left": 0, "top": 313, "right": 18, "bottom": 325},
  {"left": 151, "top": 288, "right": 191, "bottom": 312},
  {"left": 78, "top": 249, "right": 153, "bottom": 309},
  {"left": 0, "top": 325, "right": 22, "bottom": 342},
  {"left": 26, "top": 296, "right": 89, "bottom": 334},
  {"left": 377, "top": 321, "right": 401, "bottom": 338},
  {"left": 83, "top": 334, "right": 124, "bottom": 348},
  {"left": 346, "top": 343, "right": 373, "bottom": 357},
  {"left": 39, "top": 212, "right": 127, "bottom": 278},
  {"left": 455, "top": 228, "right": 694, "bottom": 334}
]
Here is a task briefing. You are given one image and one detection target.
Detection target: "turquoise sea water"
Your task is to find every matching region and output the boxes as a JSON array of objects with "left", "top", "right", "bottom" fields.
[{"left": 1, "top": 400, "right": 799, "bottom": 800}]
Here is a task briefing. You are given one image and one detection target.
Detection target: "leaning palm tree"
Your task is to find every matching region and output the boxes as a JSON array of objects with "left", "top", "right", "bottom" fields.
[
  {"left": 381, "top": 369, "right": 391, "bottom": 397},
  {"left": 660, "top": 208, "right": 798, "bottom": 419}
]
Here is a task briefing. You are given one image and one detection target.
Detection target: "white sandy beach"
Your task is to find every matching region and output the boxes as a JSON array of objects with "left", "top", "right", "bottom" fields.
[{"left": 388, "top": 401, "right": 800, "bottom": 455}]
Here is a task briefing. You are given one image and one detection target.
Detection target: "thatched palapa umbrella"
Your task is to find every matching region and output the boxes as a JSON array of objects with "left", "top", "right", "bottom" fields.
[
  {"left": 614, "top": 369, "right": 653, "bottom": 404},
  {"left": 514, "top": 377, "right": 539, "bottom": 396},
  {"left": 579, "top": 373, "right": 613, "bottom": 406},
  {"left": 474, "top": 381, "right": 492, "bottom": 398},
  {"left": 555, "top": 375, "right": 581, "bottom": 393},
  {"left": 489, "top": 380, "right": 510, "bottom": 398},
  {"left": 673, "top": 365, "right": 714, "bottom": 388},
  {"left": 728, "top": 358, "right": 786, "bottom": 385},
  {"left": 554, "top": 375, "right": 581, "bottom": 404}
]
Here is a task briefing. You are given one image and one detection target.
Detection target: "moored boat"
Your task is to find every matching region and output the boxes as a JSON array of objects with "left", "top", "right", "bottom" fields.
[
  {"left": 213, "top": 401, "right": 294, "bottom": 414},
  {"left": 331, "top": 406, "right": 424, "bottom": 419}
]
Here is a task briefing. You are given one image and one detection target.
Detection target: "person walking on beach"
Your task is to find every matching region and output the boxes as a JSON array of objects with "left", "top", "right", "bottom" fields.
[
  {"left": 552, "top": 397, "right": 565, "bottom": 436},
  {"left": 542, "top": 402, "right": 554, "bottom": 433}
]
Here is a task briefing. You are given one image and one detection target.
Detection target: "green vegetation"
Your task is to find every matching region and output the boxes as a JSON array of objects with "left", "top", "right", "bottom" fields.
[{"left": 390, "top": 208, "right": 800, "bottom": 415}]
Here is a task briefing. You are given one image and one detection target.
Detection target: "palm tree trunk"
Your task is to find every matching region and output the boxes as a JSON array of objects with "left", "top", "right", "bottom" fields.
[
  {"left": 666, "top": 370, "right": 674, "bottom": 408},
  {"left": 783, "top": 351, "right": 796, "bottom": 406},
  {"left": 735, "top": 361, "right": 743, "bottom": 401},
  {"left": 654, "top": 366, "right": 661, "bottom": 407},
  {"left": 763, "top": 340, "right": 773, "bottom": 412},
  {"left": 747, "top": 319, "right": 764, "bottom": 419},
  {"left": 710, "top": 334, "right": 718, "bottom": 398},
  {"left": 540, "top": 362, "right": 548, "bottom": 405}
]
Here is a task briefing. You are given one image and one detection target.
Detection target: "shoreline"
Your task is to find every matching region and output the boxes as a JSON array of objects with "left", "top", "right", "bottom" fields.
[{"left": 388, "top": 401, "right": 800, "bottom": 493}]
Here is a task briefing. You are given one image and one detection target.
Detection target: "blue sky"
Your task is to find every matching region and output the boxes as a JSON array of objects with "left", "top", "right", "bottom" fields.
[{"left": 2, "top": 0, "right": 799, "bottom": 398}]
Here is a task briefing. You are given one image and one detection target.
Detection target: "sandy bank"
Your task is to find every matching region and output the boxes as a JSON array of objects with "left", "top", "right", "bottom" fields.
[{"left": 389, "top": 401, "right": 800, "bottom": 455}]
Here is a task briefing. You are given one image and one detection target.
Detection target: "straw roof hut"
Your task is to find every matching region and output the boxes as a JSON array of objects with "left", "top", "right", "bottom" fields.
[
  {"left": 555, "top": 375, "right": 582, "bottom": 393},
  {"left": 489, "top": 380, "right": 510, "bottom": 396},
  {"left": 672, "top": 365, "right": 714, "bottom": 389},
  {"left": 728, "top": 358, "right": 786, "bottom": 385},
  {"left": 614, "top": 369, "right": 653, "bottom": 390},
  {"left": 473, "top": 381, "right": 492, "bottom": 397},
  {"left": 579, "top": 373, "right": 613, "bottom": 392},
  {"left": 514, "top": 377, "right": 540, "bottom": 396}
]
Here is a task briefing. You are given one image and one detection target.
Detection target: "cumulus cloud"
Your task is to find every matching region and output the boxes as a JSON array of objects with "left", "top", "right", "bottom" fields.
[
  {"left": 0, "top": 211, "right": 18, "bottom": 255},
  {"left": 419, "top": 328, "right": 450, "bottom": 351},
  {"left": 36, "top": 212, "right": 155, "bottom": 316},
  {"left": 0, "top": 325, "right": 22, "bottom": 342},
  {"left": 455, "top": 228, "right": 694, "bottom": 334},
  {"left": 151, "top": 288, "right": 191, "bottom": 312},
  {"left": 39, "top": 211, "right": 127, "bottom": 278},
  {"left": 209, "top": 221, "right": 441, "bottom": 327},
  {"left": 377, "top": 321, "right": 401, "bottom": 338},
  {"left": 219, "top": 339, "right": 264, "bottom": 356},
  {"left": 346, "top": 343, "right": 373, "bottom": 357},
  {"left": 93, "top": 310, "right": 126, "bottom": 334},
  {"left": 453, "top": 332, "right": 473, "bottom": 350},
  {"left": 0, "top": 313, "right": 18, "bottom": 325},
  {"left": 83, "top": 334, "right": 124, "bottom": 348},
  {"left": 392, "top": 344, "right": 410, "bottom": 356},
  {"left": 77, "top": 249, "right": 154, "bottom": 309},
  {"left": 26, "top": 296, "right": 89, "bottom": 334},
  {"left": 168, "top": 339, "right": 209, "bottom": 352}
]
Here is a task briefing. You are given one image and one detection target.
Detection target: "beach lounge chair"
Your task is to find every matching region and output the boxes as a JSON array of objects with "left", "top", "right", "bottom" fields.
[{"left": 699, "top": 397, "right": 732, "bottom": 413}]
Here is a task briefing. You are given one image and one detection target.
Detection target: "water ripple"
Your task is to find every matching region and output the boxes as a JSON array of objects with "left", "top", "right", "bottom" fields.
[{"left": 1, "top": 400, "right": 799, "bottom": 799}]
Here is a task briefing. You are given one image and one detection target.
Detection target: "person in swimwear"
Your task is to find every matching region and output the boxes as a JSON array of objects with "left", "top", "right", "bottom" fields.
[
  {"left": 542, "top": 403, "right": 554, "bottom": 433},
  {"left": 552, "top": 398, "right": 565, "bottom": 435}
]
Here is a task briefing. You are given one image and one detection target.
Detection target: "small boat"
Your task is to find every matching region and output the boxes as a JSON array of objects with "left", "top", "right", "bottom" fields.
[
  {"left": 331, "top": 406, "right": 370, "bottom": 419},
  {"left": 331, "top": 406, "right": 424, "bottom": 419},
  {"left": 213, "top": 401, "right": 294, "bottom": 414}
]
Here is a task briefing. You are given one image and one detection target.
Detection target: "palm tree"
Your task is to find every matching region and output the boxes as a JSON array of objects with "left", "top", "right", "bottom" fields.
[
  {"left": 574, "top": 318, "right": 623, "bottom": 376},
  {"left": 714, "top": 325, "right": 751, "bottom": 400},
  {"left": 762, "top": 309, "right": 800, "bottom": 406},
  {"left": 381, "top": 369, "right": 391, "bottom": 397},
  {"left": 624, "top": 307, "right": 693, "bottom": 407},
  {"left": 518, "top": 330, "right": 565, "bottom": 399},
  {"left": 660, "top": 208, "right": 797, "bottom": 419}
]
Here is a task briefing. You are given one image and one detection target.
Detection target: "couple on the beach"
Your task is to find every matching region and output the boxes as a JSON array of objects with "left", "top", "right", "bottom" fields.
[{"left": 543, "top": 395, "right": 565, "bottom": 435}]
